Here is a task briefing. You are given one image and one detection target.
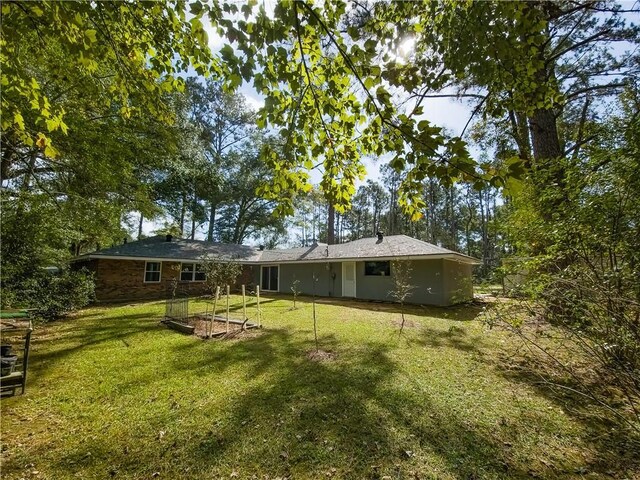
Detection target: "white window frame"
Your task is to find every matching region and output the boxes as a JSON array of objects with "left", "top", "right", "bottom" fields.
[
  {"left": 260, "top": 264, "right": 280, "bottom": 292},
  {"left": 144, "top": 261, "right": 162, "bottom": 283},
  {"left": 180, "top": 262, "right": 206, "bottom": 282}
]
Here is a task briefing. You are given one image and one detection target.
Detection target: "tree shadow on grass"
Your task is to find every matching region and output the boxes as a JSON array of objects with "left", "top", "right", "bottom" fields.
[
  {"left": 152, "top": 329, "right": 534, "bottom": 478},
  {"left": 491, "top": 346, "right": 640, "bottom": 478},
  {"left": 26, "top": 313, "right": 163, "bottom": 380},
  {"left": 189, "top": 298, "right": 279, "bottom": 319},
  {"left": 192, "top": 333, "right": 549, "bottom": 478},
  {"left": 248, "top": 292, "right": 485, "bottom": 321},
  {"left": 409, "top": 325, "right": 483, "bottom": 354},
  {"left": 6, "top": 326, "right": 593, "bottom": 479},
  {"left": 273, "top": 294, "right": 486, "bottom": 321}
]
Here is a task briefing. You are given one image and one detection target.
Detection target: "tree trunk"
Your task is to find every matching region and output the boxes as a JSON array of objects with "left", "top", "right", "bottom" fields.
[
  {"left": 1, "top": 140, "right": 16, "bottom": 183},
  {"left": 508, "top": 109, "right": 533, "bottom": 165},
  {"left": 529, "top": 108, "right": 562, "bottom": 164},
  {"left": 138, "top": 212, "right": 144, "bottom": 239},
  {"left": 429, "top": 179, "right": 437, "bottom": 244},
  {"left": 528, "top": 107, "right": 568, "bottom": 223},
  {"left": 190, "top": 188, "right": 198, "bottom": 240},
  {"left": 16, "top": 149, "right": 37, "bottom": 216},
  {"left": 479, "top": 189, "right": 489, "bottom": 276},
  {"left": 464, "top": 188, "right": 473, "bottom": 257},
  {"left": 327, "top": 204, "right": 335, "bottom": 245},
  {"left": 179, "top": 193, "right": 186, "bottom": 236},
  {"left": 312, "top": 203, "right": 316, "bottom": 242},
  {"left": 207, "top": 203, "right": 216, "bottom": 241},
  {"left": 525, "top": 15, "right": 567, "bottom": 222}
]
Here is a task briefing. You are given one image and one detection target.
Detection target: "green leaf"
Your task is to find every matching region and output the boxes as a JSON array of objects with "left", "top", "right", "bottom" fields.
[
  {"left": 14, "top": 112, "right": 25, "bottom": 130},
  {"left": 45, "top": 118, "right": 59, "bottom": 132},
  {"left": 190, "top": 1, "right": 203, "bottom": 15},
  {"left": 364, "top": 39, "right": 377, "bottom": 53},
  {"left": 228, "top": 73, "right": 242, "bottom": 89},
  {"left": 220, "top": 44, "right": 236, "bottom": 63},
  {"left": 84, "top": 29, "right": 98, "bottom": 43}
]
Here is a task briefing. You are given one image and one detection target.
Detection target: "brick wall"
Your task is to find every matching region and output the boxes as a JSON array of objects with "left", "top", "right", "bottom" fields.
[
  {"left": 93, "top": 259, "right": 209, "bottom": 302},
  {"left": 92, "top": 259, "right": 257, "bottom": 302}
]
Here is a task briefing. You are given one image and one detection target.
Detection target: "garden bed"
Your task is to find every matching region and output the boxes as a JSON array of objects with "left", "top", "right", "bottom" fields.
[{"left": 164, "top": 314, "right": 260, "bottom": 339}]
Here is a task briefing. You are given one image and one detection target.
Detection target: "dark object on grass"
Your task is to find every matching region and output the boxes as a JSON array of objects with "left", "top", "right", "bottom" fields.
[
  {"left": 1, "top": 354, "right": 18, "bottom": 376},
  {"left": 0, "top": 318, "right": 33, "bottom": 396}
]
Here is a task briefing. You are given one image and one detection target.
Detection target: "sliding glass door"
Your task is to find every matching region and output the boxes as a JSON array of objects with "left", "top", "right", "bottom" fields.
[{"left": 261, "top": 265, "right": 279, "bottom": 291}]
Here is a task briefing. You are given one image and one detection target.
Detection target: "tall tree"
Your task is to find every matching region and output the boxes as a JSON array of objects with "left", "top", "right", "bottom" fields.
[
  {"left": 212, "top": 136, "right": 287, "bottom": 244},
  {"left": 186, "top": 79, "right": 256, "bottom": 241}
]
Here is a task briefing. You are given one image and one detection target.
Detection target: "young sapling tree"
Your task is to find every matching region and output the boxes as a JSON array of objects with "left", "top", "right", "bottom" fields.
[
  {"left": 291, "top": 277, "right": 301, "bottom": 310},
  {"left": 390, "top": 260, "right": 416, "bottom": 334},
  {"left": 200, "top": 254, "right": 242, "bottom": 297},
  {"left": 312, "top": 272, "right": 319, "bottom": 351}
]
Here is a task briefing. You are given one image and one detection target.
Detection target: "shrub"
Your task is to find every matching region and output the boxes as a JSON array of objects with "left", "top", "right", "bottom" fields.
[
  {"left": 200, "top": 255, "right": 242, "bottom": 296},
  {"left": 17, "top": 269, "right": 95, "bottom": 321}
]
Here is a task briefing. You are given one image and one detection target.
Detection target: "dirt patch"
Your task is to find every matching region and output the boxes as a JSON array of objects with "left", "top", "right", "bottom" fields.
[
  {"left": 192, "top": 317, "right": 260, "bottom": 339},
  {"left": 164, "top": 315, "right": 260, "bottom": 340},
  {"left": 307, "top": 349, "right": 337, "bottom": 362}
]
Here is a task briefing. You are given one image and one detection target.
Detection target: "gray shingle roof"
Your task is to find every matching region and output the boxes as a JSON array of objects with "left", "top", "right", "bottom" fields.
[
  {"left": 259, "top": 235, "right": 476, "bottom": 263},
  {"left": 81, "top": 235, "right": 263, "bottom": 262},
  {"left": 78, "top": 234, "right": 478, "bottom": 264}
]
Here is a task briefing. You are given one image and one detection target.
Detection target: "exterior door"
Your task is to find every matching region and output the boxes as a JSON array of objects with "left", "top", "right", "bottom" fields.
[
  {"left": 261, "top": 265, "right": 279, "bottom": 291},
  {"left": 342, "top": 261, "right": 356, "bottom": 297}
]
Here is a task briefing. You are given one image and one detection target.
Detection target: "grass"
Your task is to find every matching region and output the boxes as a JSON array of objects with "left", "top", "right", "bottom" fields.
[
  {"left": 474, "top": 283, "right": 504, "bottom": 296},
  {"left": 1, "top": 294, "right": 636, "bottom": 479}
]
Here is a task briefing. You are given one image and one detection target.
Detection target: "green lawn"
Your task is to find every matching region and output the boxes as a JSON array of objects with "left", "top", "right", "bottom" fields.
[{"left": 0, "top": 295, "right": 634, "bottom": 479}]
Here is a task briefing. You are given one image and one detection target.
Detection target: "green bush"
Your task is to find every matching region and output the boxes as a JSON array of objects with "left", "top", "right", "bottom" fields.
[{"left": 10, "top": 269, "right": 95, "bottom": 321}]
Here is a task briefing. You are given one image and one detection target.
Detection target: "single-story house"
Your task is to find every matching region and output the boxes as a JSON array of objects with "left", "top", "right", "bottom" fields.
[{"left": 73, "top": 233, "right": 479, "bottom": 306}]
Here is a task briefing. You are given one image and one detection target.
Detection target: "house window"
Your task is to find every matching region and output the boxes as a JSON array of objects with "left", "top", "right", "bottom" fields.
[
  {"left": 261, "top": 265, "right": 279, "bottom": 291},
  {"left": 195, "top": 264, "right": 206, "bottom": 281},
  {"left": 364, "top": 261, "right": 390, "bottom": 276},
  {"left": 144, "top": 262, "right": 161, "bottom": 283},
  {"left": 180, "top": 263, "right": 206, "bottom": 282}
]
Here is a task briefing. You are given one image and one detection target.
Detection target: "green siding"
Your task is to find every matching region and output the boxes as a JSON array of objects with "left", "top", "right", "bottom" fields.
[
  {"left": 355, "top": 261, "right": 395, "bottom": 302},
  {"left": 356, "top": 259, "right": 469, "bottom": 306},
  {"left": 404, "top": 259, "right": 448, "bottom": 306},
  {"left": 257, "top": 262, "right": 342, "bottom": 297},
  {"left": 443, "top": 260, "right": 474, "bottom": 304},
  {"left": 252, "top": 258, "right": 473, "bottom": 306}
]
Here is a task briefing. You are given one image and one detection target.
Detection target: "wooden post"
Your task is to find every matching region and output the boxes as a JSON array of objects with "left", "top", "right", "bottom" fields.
[
  {"left": 226, "top": 285, "right": 230, "bottom": 334},
  {"left": 313, "top": 297, "right": 318, "bottom": 351},
  {"left": 209, "top": 286, "right": 219, "bottom": 338},
  {"left": 204, "top": 302, "right": 208, "bottom": 336},
  {"left": 241, "top": 284, "right": 247, "bottom": 331},
  {"left": 256, "top": 285, "right": 261, "bottom": 328}
]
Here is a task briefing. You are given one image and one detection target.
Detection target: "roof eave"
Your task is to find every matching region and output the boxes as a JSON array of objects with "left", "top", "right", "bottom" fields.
[
  {"left": 259, "top": 253, "right": 481, "bottom": 265},
  {"left": 72, "top": 254, "right": 261, "bottom": 264},
  {"left": 73, "top": 252, "right": 481, "bottom": 266}
]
